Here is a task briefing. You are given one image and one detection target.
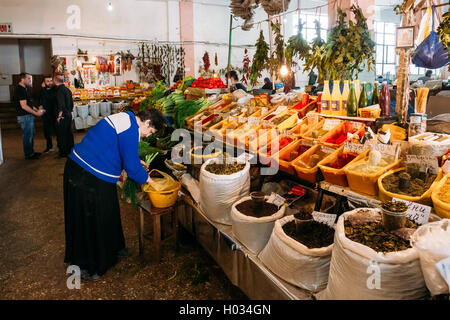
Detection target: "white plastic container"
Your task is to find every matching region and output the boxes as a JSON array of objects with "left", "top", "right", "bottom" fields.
[
  {"left": 89, "top": 102, "right": 100, "bottom": 118},
  {"left": 100, "top": 102, "right": 112, "bottom": 117}
]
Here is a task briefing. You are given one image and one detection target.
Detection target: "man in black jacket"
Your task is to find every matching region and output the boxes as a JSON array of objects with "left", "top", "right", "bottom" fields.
[
  {"left": 38, "top": 76, "right": 57, "bottom": 153},
  {"left": 54, "top": 75, "right": 74, "bottom": 157}
]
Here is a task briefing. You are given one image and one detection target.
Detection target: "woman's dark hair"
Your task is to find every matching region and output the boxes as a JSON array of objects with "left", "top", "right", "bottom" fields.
[
  {"left": 137, "top": 109, "right": 166, "bottom": 132},
  {"left": 225, "top": 70, "right": 239, "bottom": 81}
]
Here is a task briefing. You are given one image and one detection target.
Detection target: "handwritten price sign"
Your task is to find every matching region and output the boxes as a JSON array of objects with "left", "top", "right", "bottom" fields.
[
  {"left": 393, "top": 198, "right": 431, "bottom": 225},
  {"left": 312, "top": 211, "right": 337, "bottom": 227}
]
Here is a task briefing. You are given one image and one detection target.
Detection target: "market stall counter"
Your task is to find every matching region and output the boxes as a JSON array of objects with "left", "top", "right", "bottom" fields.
[{"left": 177, "top": 193, "right": 313, "bottom": 300}]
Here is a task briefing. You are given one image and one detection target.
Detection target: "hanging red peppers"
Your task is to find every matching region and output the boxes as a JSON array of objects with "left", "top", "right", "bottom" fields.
[{"left": 203, "top": 51, "right": 210, "bottom": 73}]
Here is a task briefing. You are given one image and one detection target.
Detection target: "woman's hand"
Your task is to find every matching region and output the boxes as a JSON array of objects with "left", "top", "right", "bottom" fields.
[
  {"left": 146, "top": 176, "right": 154, "bottom": 185},
  {"left": 140, "top": 160, "right": 149, "bottom": 171}
]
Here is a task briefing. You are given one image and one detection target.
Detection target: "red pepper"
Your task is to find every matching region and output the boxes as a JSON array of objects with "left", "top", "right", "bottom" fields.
[{"left": 201, "top": 114, "right": 218, "bottom": 125}]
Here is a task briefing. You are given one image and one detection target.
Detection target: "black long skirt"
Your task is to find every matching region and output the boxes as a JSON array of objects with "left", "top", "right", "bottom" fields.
[{"left": 63, "top": 158, "right": 125, "bottom": 276}]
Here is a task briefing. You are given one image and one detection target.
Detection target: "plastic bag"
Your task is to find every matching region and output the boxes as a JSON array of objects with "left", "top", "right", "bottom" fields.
[
  {"left": 258, "top": 215, "right": 333, "bottom": 292},
  {"left": 411, "top": 219, "right": 450, "bottom": 295},
  {"left": 231, "top": 196, "right": 285, "bottom": 254},
  {"left": 316, "top": 208, "right": 427, "bottom": 300},
  {"left": 89, "top": 102, "right": 100, "bottom": 118},
  {"left": 146, "top": 169, "right": 178, "bottom": 192},
  {"left": 412, "top": 6, "right": 449, "bottom": 69},
  {"left": 199, "top": 158, "right": 250, "bottom": 225}
]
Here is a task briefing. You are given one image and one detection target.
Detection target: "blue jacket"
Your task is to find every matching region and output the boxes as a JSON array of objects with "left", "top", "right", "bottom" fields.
[{"left": 69, "top": 111, "right": 148, "bottom": 185}]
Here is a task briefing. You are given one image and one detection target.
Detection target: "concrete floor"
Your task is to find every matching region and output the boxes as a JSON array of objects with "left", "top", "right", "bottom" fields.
[{"left": 0, "top": 126, "right": 246, "bottom": 300}]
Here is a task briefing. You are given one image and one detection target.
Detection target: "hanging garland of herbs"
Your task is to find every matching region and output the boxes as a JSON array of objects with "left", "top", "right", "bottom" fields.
[
  {"left": 303, "top": 20, "right": 328, "bottom": 81},
  {"left": 323, "top": 5, "right": 375, "bottom": 80},
  {"left": 268, "top": 22, "right": 285, "bottom": 79},
  {"left": 250, "top": 30, "right": 269, "bottom": 85},
  {"left": 202, "top": 51, "right": 211, "bottom": 73},
  {"left": 285, "top": 19, "right": 309, "bottom": 67}
]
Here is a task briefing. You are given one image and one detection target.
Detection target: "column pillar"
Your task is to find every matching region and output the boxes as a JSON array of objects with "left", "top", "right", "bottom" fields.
[{"left": 179, "top": 0, "right": 195, "bottom": 77}]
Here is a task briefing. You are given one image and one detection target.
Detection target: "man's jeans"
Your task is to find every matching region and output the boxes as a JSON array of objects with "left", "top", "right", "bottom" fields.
[{"left": 17, "top": 114, "right": 35, "bottom": 158}]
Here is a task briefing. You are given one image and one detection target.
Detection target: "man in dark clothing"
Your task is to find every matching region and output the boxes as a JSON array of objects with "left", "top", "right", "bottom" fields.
[
  {"left": 225, "top": 70, "right": 248, "bottom": 93},
  {"left": 54, "top": 75, "right": 74, "bottom": 158},
  {"left": 38, "top": 76, "right": 57, "bottom": 153},
  {"left": 13, "top": 72, "right": 44, "bottom": 159},
  {"left": 418, "top": 70, "right": 433, "bottom": 83}
]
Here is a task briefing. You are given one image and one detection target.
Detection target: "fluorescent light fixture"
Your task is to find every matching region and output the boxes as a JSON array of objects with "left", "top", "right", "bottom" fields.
[{"left": 107, "top": 2, "right": 113, "bottom": 11}]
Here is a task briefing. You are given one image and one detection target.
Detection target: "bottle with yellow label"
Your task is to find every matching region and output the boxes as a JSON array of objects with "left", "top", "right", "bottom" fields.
[
  {"left": 330, "top": 80, "right": 342, "bottom": 116},
  {"left": 354, "top": 79, "right": 361, "bottom": 104},
  {"left": 341, "top": 80, "right": 350, "bottom": 116},
  {"left": 321, "top": 80, "right": 331, "bottom": 114}
]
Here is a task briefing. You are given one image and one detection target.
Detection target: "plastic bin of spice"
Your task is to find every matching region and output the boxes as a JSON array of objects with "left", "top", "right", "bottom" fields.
[
  {"left": 289, "top": 115, "right": 325, "bottom": 138},
  {"left": 378, "top": 167, "right": 443, "bottom": 206},
  {"left": 267, "top": 109, "right": 299, "bottom": 131},
  {"left": 272, "top": 139, "right": 314, "bottom": 175},
  {"left": 431, "top": 173, "right": 450, "bottom": 219},
  {"left": 291, "top": 144, "right": 337, "bottom": 183},
  {"left": 344, "top": 156, "right": 401, "bottom": 196},
  {"left": 318, "top": 121, "right": 365, "bottom": 149},
  {"left": 302, "top": 119, "right": 342, "bottom": 144},
  {"left": 318, "top": 145, "right": 370, "bottom": 187},
  {"left": 257, "top": 134, "right": 296, "bottom": 165}
]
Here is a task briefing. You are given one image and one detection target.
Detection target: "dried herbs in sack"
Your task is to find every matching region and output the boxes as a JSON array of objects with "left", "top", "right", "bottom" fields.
[
  {"left": 316, "top": 208, "right": 427, "bottom": 300},
  {"left": 230, "top": 196, "right": 285, "bottom": 254},
  {"left": 411, "top": 219, "right": 450, "bottom": 296},
  {"left": 199, "top": 157, "right": 250, "bottom": 225},
  {"left": 258, "top": 215, "right": 334, "bottom": 292}
]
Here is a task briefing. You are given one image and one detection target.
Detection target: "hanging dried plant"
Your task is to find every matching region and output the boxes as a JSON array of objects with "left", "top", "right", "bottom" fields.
[
  {"left": 285, "top": 18, "right": 309, "bottom": 67},
  {"left": 268, "top": 22, "right": 285, "bottom": 78},
  {"left": 202, "top": 51, "right": 210, "bottom": 73},
  {"left": 241, "top": 49, "right": 251, "bottom": 85},
  {"left": 250, "top": 30, "right": 269, "bottom": 85},
  {"left": 260, "top": 0, "right": 290, "bottom": 16}
]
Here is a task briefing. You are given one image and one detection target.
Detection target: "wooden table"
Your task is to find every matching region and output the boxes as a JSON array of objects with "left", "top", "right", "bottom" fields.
[{"left": 138, "top": 199, "right": 180, "bottom": 262}]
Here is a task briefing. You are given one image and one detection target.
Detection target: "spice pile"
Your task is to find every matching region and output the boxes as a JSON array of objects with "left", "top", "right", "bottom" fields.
[
  {"left": 328, "top": 152, "right": 357, "bottom": 169},
  {"left": 296, "top": 148, "right": 331, "bottom": 169},
  {"left": 235, "top": 200, "right": 279, "bottom": 218},
  {"left": 283, "top": 220, "right": 335, "bottom": 249},
  {"left": 438, "top": 178, "right": 450, "bottom": 203},
  {"left": 382, "top": 170, "right": 437, "bottom": 197},
  {"left": 344, "top": 217, "right": 419, "bottom": 253},
  {"left": 280, "top": 143, "right": 311, "bottom": 162},
  {"left": 205, "top": 159, "right": 245, "bottom": 175}
]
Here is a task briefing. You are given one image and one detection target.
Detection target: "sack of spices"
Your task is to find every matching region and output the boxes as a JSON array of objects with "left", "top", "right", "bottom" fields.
[
  {"left": 316, "top": 208, "right": 427, "bottom": 300},
  {"left": 199, "top": 157, "right": 250, "bottom": 225},
  {"left": 231, "top": 195, "right": 285, "bottom": 254},
  {"left": 258, "top": 215, "right": 334, "bottom": 292},
  {"left": 411, "top": 219, "right": 450, "bottom": 296}
]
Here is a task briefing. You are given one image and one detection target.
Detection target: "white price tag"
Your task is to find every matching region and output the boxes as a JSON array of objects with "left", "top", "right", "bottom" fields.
[
  {"left": 435, "top": 257, "right": 450, "bottom": 288},
  {"left": 236, "top": 152, "right": 254, "bottom": 164},
  {"left": 312, "top": 211, "right": 337, "bottom": 227},
  {"left": 344, "top": 142, "right": 366, "bottom": 154},
  {"left": 307, "top": 114, "right": 319, "bottom": 124},
  {"left": 322, "top": 119, "right": 341, "bottom": 131},
  {"left": 406, "top": 155, "right": 439, "bottom": 175},
  {"left": 228, "top": 116, "right": 236, "bottom": 122},
  {"left": 261, "top": 107, "right": 268, "bottom": 115},
  {"left": 267, "top": 192, "right": 286, "bottom": 207},
  {"left": 321, "top": 146, "right": 336, "bottom": 154},
  {"left": 371, "top": 143, "right": 397, "bottom": 157},
  {"left": 248, "top": 117, "right": 260, "bottom": 126},
  {"left": 274, "top": 106, "right": 287, "bottom": 115},
  {"left": 238, "top": 116, "right": 246, "bottom": 124},
  {"left": 392, "top": 198, "right": 431, "bottom": 225},
  {"left": 301, "top": 139, "right": 314, "bottom": 147}
]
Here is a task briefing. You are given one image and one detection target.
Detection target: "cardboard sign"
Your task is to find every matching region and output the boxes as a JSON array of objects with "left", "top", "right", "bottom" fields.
[
  {"left": 393, "top": 198, "right": 431, "bottom": 225},
  {"left": 238, "top": 116, "right": 247, "bottom": 124},
  {"left": 248, "top": 117, "right": 260, "bottom": 126},
  {"left": 267, "top": 193, "right": 286, "bottom": 207},
  {"left": 261, "top": 107, "right": 268, "bottom": 115},
  {"left": 274, "top": 106, "right": 287, "bottom": 114},
  {"left": 322, "top": 119, "right": 341, "bottom": 131},
  {"left": 301, "top": 139, "right": 314, "bottom": 147},
  {"left": 370, "top": 143, "right": 399, "bottom": 160},
  {"left": 312, "top": 211, "right": 337, "bottom": 227},
  {"left": 321, "top": 146, "right": 336, "bottom": 155},
  {"left": 344, "top": 142, "right": 366, "bottom": 154},
  {"left": 406, "top": 155, "right": 439, "bottom": 175},
  {"left": 236, "top": 152, "right": 254, "bottom": 164}
]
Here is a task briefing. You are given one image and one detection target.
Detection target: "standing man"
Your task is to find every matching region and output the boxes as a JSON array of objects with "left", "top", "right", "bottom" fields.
[
  {"left": 38, "top": 76, "right": 57, "bottom": 153},
  {"left": 13, "top": 73, "right": 43, "bottom": 160},
  {"left": 54, "top": 75, "right": 74, "bottom": 158}
]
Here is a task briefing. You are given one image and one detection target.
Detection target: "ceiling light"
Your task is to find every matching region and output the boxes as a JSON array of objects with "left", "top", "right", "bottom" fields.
[
  {"left": 107, "top": 2, "right": 113, "bottom": 11},
  {"left": 280, "top": 64, "right": 289, "bottom": 77}
]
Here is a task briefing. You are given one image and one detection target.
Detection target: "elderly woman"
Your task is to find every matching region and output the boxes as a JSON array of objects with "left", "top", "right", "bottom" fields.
[{"left": 64, "top": 109, "right": 165, "bottom": 280}]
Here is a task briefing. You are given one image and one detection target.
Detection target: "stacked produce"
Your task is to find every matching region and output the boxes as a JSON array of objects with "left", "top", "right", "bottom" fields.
[
  {"left": 175, "top": 98, "right": 210, "bottom": 128},
  {"left": 191, "top": 77, "right": 227, "bottom": 89}
]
